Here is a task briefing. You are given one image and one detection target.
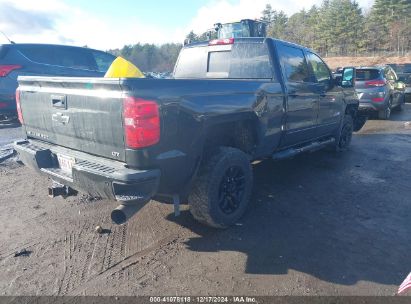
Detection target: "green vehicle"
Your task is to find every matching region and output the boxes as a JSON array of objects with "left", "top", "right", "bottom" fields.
[
  {"left": 215, "top": 19, "right": 267, "bottom": 39},
  {"left": 184, "top": 20, "right": 267, "bottom": 45}
]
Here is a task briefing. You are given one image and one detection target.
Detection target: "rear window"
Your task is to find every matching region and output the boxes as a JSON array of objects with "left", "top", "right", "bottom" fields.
[
  {"left": 174, "top": 46, "right": 207, "bottom": 78},
  {"left": 17, "top": 45, "right": 103, "bottom": 71},
  {"left": 208, "top": 51, "right": 230, "bottom": 74},
  {"left": 174, "top": 42, "right": 273, "bottom": 80},
  {"left": 356, "top": 69, "right": 381, "bottom": 81}
]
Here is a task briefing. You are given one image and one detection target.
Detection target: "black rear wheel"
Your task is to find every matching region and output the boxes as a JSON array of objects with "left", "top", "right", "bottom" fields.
[{"left": 188, "top": 147, "right": 253, "bottom": 228}]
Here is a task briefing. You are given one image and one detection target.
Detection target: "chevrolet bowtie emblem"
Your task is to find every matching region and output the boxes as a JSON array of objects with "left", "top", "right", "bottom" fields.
[{"left": 52, "top": 112, "right": 70, "bottom": 125}]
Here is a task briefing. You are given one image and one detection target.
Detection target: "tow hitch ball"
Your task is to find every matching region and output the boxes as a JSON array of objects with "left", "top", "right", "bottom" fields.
[{"left": 48, "top": 181, "right": 74, "bottom": 198}]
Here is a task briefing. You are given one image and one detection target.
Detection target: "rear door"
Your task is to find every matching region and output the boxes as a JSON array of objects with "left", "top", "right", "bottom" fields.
[{"left": 276, "top": 42, "right": 319, "bottom": 147}]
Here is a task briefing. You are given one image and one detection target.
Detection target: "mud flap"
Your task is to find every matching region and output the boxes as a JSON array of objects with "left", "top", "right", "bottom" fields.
[{"left": 353, "top": 114, "right": 368, "bottom": 132}]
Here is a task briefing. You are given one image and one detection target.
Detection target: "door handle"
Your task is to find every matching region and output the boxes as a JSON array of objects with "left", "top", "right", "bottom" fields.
[{"left": 51, "top": 95, "right": 67, "bottom": 109}]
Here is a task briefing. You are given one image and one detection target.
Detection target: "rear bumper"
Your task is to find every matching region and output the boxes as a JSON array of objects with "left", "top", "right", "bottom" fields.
[
  {"left": 358, "top": 101, "right": 387, "bottom": 112},
  {"left": 14, "top": 140, "right": 160, "bottom": 205},
  {"left": 356, "top": 88, "right": 388, "bottom": 112}
]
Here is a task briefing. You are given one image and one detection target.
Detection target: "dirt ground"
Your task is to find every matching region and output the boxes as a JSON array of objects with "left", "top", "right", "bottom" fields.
[
  {"left": 325, "top": 55, "right": 411, "bottom": 70},
  {"left": 0, "top": 106, "right": 411, "bottom": 296}
]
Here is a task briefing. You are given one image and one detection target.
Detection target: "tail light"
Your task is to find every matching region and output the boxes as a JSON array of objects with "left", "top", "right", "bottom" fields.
[
  {"left": 0, "top": 65, "right": 22, "bottom": 77},
  {"left": 365, "top": 80, "right": 386, "bottom": 87},
  {"left": 372, "top": 97, "right": 385, "bottom": 102},
  {"left": 123, "top": 97, "right": 160, "bottom": 149},
  {"left": 209, "top": 38, "right": 235, "bottom": 46},
  {"left": 16, "top": 89, "right": 24, "bottom": 124}
]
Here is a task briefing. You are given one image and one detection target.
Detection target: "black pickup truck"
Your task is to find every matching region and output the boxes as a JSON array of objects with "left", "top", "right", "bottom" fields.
[{"left": 14, "top": 38, "right": 365, "bottom": 228}]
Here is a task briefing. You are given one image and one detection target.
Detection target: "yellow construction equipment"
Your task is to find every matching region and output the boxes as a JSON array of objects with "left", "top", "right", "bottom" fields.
[{"left": 104, "top": 56, "right": 145, "bottom": 78}]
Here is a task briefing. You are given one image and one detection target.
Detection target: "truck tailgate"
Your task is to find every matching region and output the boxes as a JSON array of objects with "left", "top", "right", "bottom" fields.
[{"left": 18, "top": 77, "right": 126, "bottom": 161}]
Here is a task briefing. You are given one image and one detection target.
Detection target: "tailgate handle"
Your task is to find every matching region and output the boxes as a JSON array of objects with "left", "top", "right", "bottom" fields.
[{"left": 51, "top": 95, "right": 67, "bottom": 109}]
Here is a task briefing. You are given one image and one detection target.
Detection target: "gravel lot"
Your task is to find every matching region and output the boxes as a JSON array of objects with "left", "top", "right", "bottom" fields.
[{"left": 0, "top": 106, "right": 410, "bottom": 296}]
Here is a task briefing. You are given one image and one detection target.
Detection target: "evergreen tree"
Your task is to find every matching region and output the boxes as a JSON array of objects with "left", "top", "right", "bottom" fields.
[
  {"left": 109, "top": 43, "right": 182, "bottom": 72},
  {"left": 186, "top": 31, "right": 199, "bottom": 42},
  {"left": 113, "top": 0, "right": 411, "bottom": 72},
  {"left": 261, "top": 4, "right": 274, "bottom": 23},
  {"left": 267, "top": 11, "right": 288, "bottom": 39},
  {"left": 365, "top": 0, "right": 411, "bottom": 54}
]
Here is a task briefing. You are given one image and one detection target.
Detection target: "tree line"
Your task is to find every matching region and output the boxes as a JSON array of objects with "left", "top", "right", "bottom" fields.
[
  {"left": 109, "top": 43, "right": 182, "bottom": 73},
  {"left": 109, "top": 0, "right": 410, "bottom": 72},
  {"left": 261, "top": 0, "right": 410, "bottom": 57}
]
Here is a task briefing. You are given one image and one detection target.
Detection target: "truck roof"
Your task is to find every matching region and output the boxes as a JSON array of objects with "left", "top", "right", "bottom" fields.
[
  {"left": 184, "top": 37, "right": 315, "bottom": 53},
  {"left": 0, "top": 43, "right": 108, "bottom": 53}
]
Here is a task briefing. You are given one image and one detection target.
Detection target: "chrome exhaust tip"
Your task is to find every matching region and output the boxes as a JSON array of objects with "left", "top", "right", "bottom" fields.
[{"left": 111, "top": 203, "right": 145, "bottom": 225}]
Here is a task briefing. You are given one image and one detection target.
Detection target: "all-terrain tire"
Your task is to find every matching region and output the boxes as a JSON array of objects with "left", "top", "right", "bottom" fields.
[
  {"left": 188, "top": 147, "right": 253, "bottom": 228},
  {"left": 334, "top": 114, "right": 354, "bottom": 152}
]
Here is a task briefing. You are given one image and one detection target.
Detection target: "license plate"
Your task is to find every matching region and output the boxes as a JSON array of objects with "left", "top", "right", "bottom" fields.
[{"left": 57, "top": 154, "right": 75, "bottom": 173}]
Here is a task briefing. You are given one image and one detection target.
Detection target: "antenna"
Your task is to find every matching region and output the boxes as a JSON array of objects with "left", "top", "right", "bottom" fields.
[{"left": 0, "top": 30, "right": 15, "bottom": 44}]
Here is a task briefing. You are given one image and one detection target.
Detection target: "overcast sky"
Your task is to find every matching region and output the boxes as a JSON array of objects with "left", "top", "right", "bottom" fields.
[{"left": 0, "top": 0, "right": 375, "bottom": 50}]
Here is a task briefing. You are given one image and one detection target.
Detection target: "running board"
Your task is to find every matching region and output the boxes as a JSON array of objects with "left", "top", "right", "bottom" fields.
[{"left": 272, "top": 138, "right": 335, "bottom": 160}]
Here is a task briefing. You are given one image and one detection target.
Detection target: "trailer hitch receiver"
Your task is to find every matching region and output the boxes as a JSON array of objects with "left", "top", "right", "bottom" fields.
[{"left": 48, "top": 181, "right": 75, "bottom": 198}]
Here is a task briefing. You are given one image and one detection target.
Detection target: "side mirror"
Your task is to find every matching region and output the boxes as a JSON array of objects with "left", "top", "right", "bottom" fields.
[{"left": 341, "top": 67, "right": 356, "bottom": 88}]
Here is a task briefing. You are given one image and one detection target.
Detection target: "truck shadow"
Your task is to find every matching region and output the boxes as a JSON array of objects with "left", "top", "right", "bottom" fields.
[{"left": 166, "top": 134, "right": 411, "bottom": 286}]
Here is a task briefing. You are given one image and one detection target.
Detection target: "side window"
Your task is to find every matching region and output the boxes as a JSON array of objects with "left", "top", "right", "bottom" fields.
[
  {"left": 92, "top": 51, "right": 115, "bottom": 72},
  {"left": 306, "top": 52, "right": 331, "bottom": 83},
  {"left": 276, "top": 43, "right": 310, "bottom": 83}
]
